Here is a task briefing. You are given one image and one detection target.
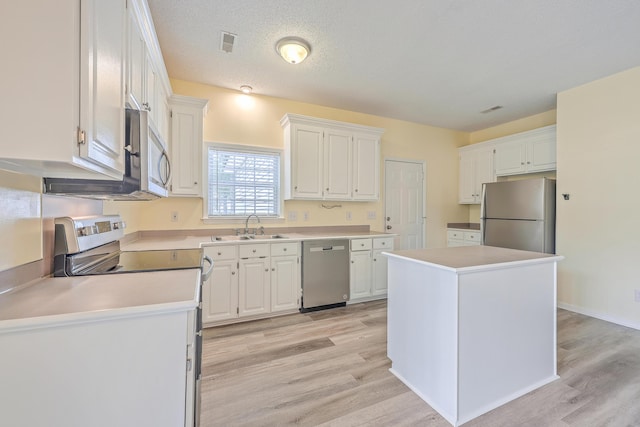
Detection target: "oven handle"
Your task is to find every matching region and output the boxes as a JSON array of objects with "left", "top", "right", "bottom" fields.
[{"left": 202, "top": 255, "right": 214, "bottom": 282}]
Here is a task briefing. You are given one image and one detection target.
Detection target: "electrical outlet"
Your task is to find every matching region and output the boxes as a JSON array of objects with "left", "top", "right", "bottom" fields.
[
  {"left": 303, "top": 211, "right": 309, "bottom": 221},
  {"left": 288, "top": 211, "right": 298, "bottom": 221},
  {"left": 367, "top": 211, "right": 376, "bottom": 220},
  {"left": 635, "top": 289, "right": 640, "bottom": 303},
  {"left": 170, "top": 211, "right": 179, "bottom": 222},
  {"left": 346, "top": 211, "right": 352, "bottom": 221}
]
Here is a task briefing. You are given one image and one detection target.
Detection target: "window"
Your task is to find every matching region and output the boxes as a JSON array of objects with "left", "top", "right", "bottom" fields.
[{"left": 206, "top": 144, "right": 281, "bottom": 218}]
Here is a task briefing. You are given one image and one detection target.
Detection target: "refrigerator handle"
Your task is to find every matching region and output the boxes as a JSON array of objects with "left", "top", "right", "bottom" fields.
[{"left": 480, "top": 183, "right": 487, "bottom": 245}]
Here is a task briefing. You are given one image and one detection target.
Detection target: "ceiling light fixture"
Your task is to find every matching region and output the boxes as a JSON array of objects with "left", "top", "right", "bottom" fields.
[
  {"left": 275, "top": 37, "right": 311, "bottom": 64},
  {"left": 240, "top": 85, "right": 252, "bottom": 94}
]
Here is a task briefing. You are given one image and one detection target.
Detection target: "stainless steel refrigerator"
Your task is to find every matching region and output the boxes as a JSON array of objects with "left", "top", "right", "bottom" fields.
[{"left": 480, "top": 177, "right": 556, "bottom": 253}]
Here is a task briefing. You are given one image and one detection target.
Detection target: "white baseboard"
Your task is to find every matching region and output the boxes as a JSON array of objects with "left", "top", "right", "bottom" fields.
[{"left": 557, "top": 302, "right": 640, "bottom": 331}]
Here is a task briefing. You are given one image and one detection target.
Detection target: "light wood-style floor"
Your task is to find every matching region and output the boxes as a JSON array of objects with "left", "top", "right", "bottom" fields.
[{"left": 200, "top": 301, "right": 640, "bottom": 426}]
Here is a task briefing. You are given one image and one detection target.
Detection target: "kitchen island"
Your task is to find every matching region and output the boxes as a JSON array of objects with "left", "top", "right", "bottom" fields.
[{"left": 384, "top": 245, "right": 563, "bottom": 427}]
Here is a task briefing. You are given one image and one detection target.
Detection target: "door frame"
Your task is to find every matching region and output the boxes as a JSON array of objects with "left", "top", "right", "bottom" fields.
[{"left": 384, "top": 158, "right": 427, "bottom": 249}]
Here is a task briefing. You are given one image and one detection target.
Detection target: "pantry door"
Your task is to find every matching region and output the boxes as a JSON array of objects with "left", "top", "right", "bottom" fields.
[{"left": 384, "top": 159, "right": 425, "bottom": 249}]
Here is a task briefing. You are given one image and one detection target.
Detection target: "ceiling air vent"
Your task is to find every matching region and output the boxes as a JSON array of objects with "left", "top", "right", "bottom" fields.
[
  {"left": 480, "top": 105, "right": 503, "bottom": 114},
  {"left": 220, "top": 31, "right": 236, "bottom": 53}
]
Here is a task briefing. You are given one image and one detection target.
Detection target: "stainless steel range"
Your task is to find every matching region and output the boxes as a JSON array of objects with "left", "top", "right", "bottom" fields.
[{"left": 53, "top": 215, "right": 211, "bottom": 427}]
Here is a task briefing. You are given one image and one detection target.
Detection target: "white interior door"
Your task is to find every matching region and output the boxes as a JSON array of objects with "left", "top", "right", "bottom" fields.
[{"left": 385, "top": 160, "right": 424, "bottom": 249}]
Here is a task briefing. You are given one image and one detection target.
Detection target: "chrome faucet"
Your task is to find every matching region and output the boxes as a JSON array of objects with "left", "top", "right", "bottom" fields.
[{"left": 244, "top": 214, "right": 261, "bottom": 235}]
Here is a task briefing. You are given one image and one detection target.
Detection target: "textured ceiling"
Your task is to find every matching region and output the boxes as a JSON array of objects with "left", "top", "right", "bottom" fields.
[{"left": 147, "top": 0, "right": 640, "bottom": 131}]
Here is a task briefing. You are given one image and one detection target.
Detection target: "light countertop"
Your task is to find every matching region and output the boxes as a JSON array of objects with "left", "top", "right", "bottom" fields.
[
  {"left": 122, "top": 230, "right": 394, "bottom": 251},
  {"left": 0, "top": 269, "right": 200, "bottom": 332},
  {"left": 384, "top": 245, "right": 563, "bottom": 273}
]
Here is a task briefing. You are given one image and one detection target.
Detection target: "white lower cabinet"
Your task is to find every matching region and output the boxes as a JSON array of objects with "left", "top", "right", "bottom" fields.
[
  {"left": 447, "top": 229, "right": 481, "bottom": 247},
  {"left": 349, "top": 237, "right": 394, "bottom": 303},
  {"left": 202, "top": 245, "right": 238, "bottom": 323},
  {"left": 0, "top": 310, "right": 195, "bottom": 427},
  {"left": 238, "top": 243, "right": 271, "bottom": 317},
  {"left": 203, "top": 242, "right": 300, "bottom": 326},
  {"left": 270, "top": 242, "right": 301, "bottom": 312}
]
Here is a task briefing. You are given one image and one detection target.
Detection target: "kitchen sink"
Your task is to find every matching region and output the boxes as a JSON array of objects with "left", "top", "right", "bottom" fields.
[{"left": 211, "top": 234, "right": 288, "bottom": 242}]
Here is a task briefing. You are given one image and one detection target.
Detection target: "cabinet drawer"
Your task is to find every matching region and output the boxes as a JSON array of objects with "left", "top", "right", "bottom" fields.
[
  {"left": 464, "top": 231, "right": 481, "bottom": 243},
  {"left": 205, "top": 245, "right": 237, "bottom": 261},
  {"left": 447, "top": 230, "right": 464, "bottom": 241},
  {"left": 373, "top": 237, "right": 394, "bottom": 250},
  {"left": 351, "top": 238, "right": 372, "bottom": 251},
  {"left": 271, "top": 242, "right": 299, "bottom": 256},
  {"left": 239, "top": 243, "right": 270, "bottom": 259}
]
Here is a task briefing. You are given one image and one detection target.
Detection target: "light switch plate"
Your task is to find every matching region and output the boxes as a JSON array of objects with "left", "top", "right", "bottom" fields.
[
  {"left": 367, "top": 211, "right": 376, "bottom": 220},
  {"left": 288, "top": 211, "right": 298, "bottom": 221}
]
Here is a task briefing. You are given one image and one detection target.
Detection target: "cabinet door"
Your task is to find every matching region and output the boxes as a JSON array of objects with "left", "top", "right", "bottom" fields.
[
  {"left": 474, "top": 148, "right": 495, "bottom": 199},
  {"left": 352, "top": 134, "right": 380, "bottom": 200},
  {"left": 79, "top": 0, "right": 126, "bottom": 178},
  {"left": 145, "top": 51, "right": 157, "bottom": 119},
  {"left": 458, "top": 151, "right": 476, "bottom": 204},
  {"left": 169, "top": 99, "right": 206, "bottom": 196},
  {"left": 494, "top": 141, "right": 526, "bottom": 176},
  {"left": 270, "top": 255, "right": 300, "bottom": 312},
  {"left": 371, "top": 249, "right": 388, "bottom": 296},
  {"left": 239, "top": 258, "right": 271, "bottom": 317},
  {"left": 202, "top": 258, "right": 238, "bottom": 323},
  {"left": 126, "top": 7, "right": 145, "bottom": 110},
  {"left": 527, "top": 137, "right": 556, "bottom": 172},
  {"left": 324, "top": 130, "right": 352, "bottom": 200},
  {"left": 291, "top": 124, "right": 324, "bottom": 199},
  {"left": 350, "top": 251, "right": 372, "bottom": 300}
]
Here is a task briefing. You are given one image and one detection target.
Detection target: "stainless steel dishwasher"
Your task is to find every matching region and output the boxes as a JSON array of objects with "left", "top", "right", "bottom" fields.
[{"left": 301, "top": 239, "right": 350, "bottom": 312}]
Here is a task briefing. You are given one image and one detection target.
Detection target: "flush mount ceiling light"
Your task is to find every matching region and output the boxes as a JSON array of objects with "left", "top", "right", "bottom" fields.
[
  {"left": 275, "top": 37, "right": 311, "bottom": 64},
  {"left": 240, "top": 85, "right": 253, "bottom": 94}
]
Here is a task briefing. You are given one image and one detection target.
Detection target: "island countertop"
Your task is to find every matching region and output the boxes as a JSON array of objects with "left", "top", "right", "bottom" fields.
[{"left": 384, "top": 245, "right": 563, "bottom": 272}]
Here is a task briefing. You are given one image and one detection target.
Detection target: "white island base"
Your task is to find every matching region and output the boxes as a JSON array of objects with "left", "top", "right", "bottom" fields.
[{"left": 384, "top": 245, "right": 563, "bottom": 426}]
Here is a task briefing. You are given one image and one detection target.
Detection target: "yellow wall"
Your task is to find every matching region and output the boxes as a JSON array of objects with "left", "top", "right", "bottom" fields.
[
  {"left": 106, "top": 80, "right": 470, "bottom": 248},
  {"left": 556, "top": 66, "right": 640, "bottom": 328}
]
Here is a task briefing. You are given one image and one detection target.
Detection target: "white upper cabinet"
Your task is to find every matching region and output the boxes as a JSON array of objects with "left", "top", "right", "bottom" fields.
[
  {"left": 281, "top": 114, "right": 383, "bottom": 201},
  {"left": 126, "top": 0, "right": 172, "bottom": 143},
  {"left": 458, "top": 144, "right": 495, "bottom": 204},
  {"left": 352, "top": 133, "right": 381, "bottom": 200},
  {"left": 0, "top": 0, "right": 127, "bottom": 179},
  {"left": 494, "top": 125, "right": 556, "bottom": 176},
  {"left": 169, "top": 95, "right": 208, "bottom": 197},
  {"left": 324, "top": 129, "right": 353, "bottom": 200}
]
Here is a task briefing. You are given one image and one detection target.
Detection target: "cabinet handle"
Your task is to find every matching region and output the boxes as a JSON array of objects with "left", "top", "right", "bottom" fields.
[
  {"left": 272, "top": 268, "right": 275, "bottom": 271},
  {"left": 194, "top": 181, "right": 198, "bottom": 185},
  {"left": 527, "top": 161, "right": 531, "bottom": 164},
  {"left": 361, "top": 243, "right": 364, "bottom": 247},
  {"left": 521, "top": 162, "right": 525, "bottom": 165},
  {"left": 386, "top": 225, "right": 392, "bottom": 230},
  {"left": 217, "top": 252, "right": 222, "bottom": 256},
  {"left": 294, "top": 186, "right": 298, "bottom": 190},
  {"left": 386, "top": 217, "right": 391, "bottom": 221},
  {"left": 326, "top": 188, "right": 329, "bottom": 191},
  {"left": 283, "top": 248, "right": 287, "bottom": 251},
  {"left": 351, "top": 260, "right": 354, "bottom": 264},
  {"left": 252, "top": 249, "right": 257, "bottom": 253},
  {"left": 232, "top": 271, "right": 236, "bottom": 275},
  {"left": 381, "top": 242, "right": 386, "bottom": 245},
  {"left": 355, "top": 189, "right": 358, "bottom": 192}
]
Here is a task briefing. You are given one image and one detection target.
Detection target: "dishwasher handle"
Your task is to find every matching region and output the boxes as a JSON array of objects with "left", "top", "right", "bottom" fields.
[{"left": 309, "top": 245, "right": 346, "bottom": 252}]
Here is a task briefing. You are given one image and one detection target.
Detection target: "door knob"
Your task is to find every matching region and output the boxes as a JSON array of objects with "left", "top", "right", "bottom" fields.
[{"left": 386, "top": 225, "right": 392, "bottom": 230}]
